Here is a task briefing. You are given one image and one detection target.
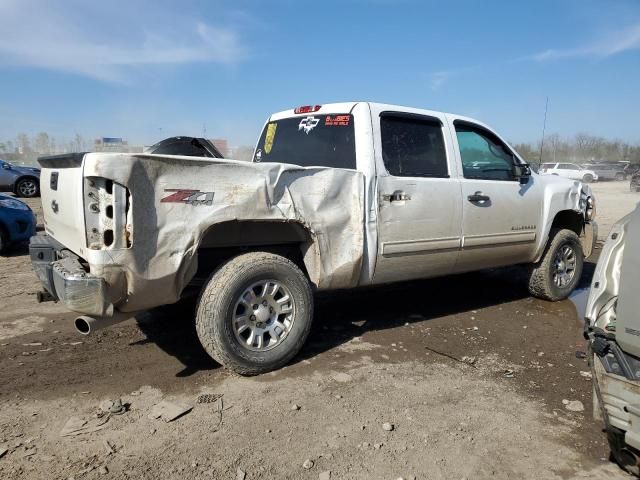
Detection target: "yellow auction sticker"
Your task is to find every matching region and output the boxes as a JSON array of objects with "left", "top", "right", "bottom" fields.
[{"left": 265, "top": 122, "right": 277, "bottom": 154}]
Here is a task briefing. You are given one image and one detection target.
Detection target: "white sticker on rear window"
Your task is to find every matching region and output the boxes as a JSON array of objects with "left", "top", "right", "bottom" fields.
[{"left": 298, "top": 116, "right": 319, "bottom": 134}]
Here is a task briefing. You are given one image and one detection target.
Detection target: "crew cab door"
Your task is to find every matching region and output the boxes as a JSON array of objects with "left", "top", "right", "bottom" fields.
[
  {"left": 451, "top": 119, "right": 542, "bottom": 271},
  {"left": 371, "top": 110, "right": 462, "bottom": 284}
]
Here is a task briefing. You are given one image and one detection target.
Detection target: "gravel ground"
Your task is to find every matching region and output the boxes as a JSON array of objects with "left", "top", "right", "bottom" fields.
[{"left": 0, "top": 180, "right": 638, "bottom": 480}]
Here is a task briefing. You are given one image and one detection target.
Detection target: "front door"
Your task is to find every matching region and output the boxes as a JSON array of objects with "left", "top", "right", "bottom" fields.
[
  {"left": 452, "top": 121, "right": 542, "bottom": 271},
  {"left": 372, "top": 111, "right": 462, "bottom": 284}
]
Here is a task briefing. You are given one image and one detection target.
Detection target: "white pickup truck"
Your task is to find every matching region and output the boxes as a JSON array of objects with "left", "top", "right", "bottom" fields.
[{"left": 30, "top": 102, "right": 597, "bottom": 374}]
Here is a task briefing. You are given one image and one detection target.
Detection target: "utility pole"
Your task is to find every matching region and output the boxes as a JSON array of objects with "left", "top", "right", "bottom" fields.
[{"left": 538, "top": 96, "right": 549, "bottom": 166}]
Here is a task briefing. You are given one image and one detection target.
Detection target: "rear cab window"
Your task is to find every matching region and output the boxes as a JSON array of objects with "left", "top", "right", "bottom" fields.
[
  {"left": 254, "top": 114, "right": 356, "bottom": 169},
  {"left": 380, "top": 114, "right": 448, "bottom": 178}
]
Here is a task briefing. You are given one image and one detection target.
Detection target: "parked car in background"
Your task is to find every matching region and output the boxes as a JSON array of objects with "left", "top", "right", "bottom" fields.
[
  {"left": 0, "top": 193, "right": 36, "bottom": 253},
  {"left": 539, "top": 162, "right": 598, "bottom": 183},
  {"left": 625, "top": 164, "right": 640, "bottom": 179},
  {"left": 587, "top": 163, "right": 627, "bottom": 181},
  {"left": 0, "top": 159, "right": 41, "bottom": 197},
  {"left": 146, "top": 136, "right": 225, "bottom": 158}
]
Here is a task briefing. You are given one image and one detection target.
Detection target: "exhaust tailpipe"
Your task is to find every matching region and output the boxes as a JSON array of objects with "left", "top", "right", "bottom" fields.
[{"left": 74, "top": 313, "right": 131, "bottom": 336}]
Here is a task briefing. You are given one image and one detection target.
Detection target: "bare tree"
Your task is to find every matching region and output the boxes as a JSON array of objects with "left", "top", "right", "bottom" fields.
[
  {"left": 34, "top": 132, "right": 51, "bottom": 154},
  {"left": 16, "top": 133, "right": 31, "bottom": 154}
]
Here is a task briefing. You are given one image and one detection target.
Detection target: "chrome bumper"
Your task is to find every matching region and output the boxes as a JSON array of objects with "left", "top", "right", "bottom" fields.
[
  {"left": 595, "top": 358, "right": 640, "bottom": 451},
  {"left": 30, "top": 235, "right": 114, "bottom": 317}
]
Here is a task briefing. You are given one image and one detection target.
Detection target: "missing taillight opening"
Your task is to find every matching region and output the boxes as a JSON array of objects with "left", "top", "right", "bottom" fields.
[{"left": 104, "top": 229, "right": 114, "bottom": 247}]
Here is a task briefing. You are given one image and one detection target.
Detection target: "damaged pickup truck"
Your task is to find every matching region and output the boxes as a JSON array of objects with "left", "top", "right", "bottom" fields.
[{"left": 30, "top": 102, "right": 597, "bottom": 375}]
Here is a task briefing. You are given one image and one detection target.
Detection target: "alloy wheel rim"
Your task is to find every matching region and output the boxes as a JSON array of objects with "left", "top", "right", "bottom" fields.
[
  {"left": 232, "top": 279, "right": 295, "bottom": 351},
  {"left": 552, "top": 244, "right": 577, "bottom": 288},
  {"left": 19, "top": 180, "right": 37, "bottom": 196}
]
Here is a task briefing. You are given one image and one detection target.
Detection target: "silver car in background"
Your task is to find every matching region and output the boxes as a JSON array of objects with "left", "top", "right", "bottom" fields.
[{"left": 585, "top": 163, "right": 627, "bottom": 181}]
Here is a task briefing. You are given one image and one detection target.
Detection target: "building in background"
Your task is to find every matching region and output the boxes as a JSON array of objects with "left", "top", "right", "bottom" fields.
[
  {"left": 94, "top": 137, "right": 144, "bottom": 153},
  {"left": 211, "top": 139, "right": 229, "bottom": 157}
]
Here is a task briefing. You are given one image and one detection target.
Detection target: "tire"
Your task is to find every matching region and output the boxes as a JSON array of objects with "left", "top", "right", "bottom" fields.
[
  {"left": 528, "top": 228, "right": 584, "bottom": 301},
  {"left": 0, "top": 225, "right": 8, "bottom": 254},
  {"left": 616, "top": 173, "right": 626, "bottom": 181},
  {"left": 582, "top": 174, "right": 594, "bottom": 183},
  {"left": 15, "top": 177, "right": 39, "bottom": 198},
  {"left": 632, "top": 182, "right": 640, "bottom": 193},
  {"left": 607, "top": 427, "right": 640, "bottom": 476},
  {"left": 195, "top": 252, "right": 313, "bottom": 375}
]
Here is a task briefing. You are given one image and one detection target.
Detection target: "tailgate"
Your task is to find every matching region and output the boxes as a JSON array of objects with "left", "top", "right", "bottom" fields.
[{"left": 38, "top": 153, "right": 87, "bottom": 256}]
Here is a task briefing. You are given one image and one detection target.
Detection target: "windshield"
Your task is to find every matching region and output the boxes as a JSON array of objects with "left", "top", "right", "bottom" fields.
[{"left": 254, "top": 114, "right": 356, "bottom": 169}]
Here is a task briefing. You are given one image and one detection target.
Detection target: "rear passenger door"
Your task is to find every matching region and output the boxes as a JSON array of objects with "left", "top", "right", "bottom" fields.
[
  {"left": 452, "top": 120, "right": 542, "bottom": 270},
  {"left": 372, "top": 110, "right": 462, "bottom": 284}
]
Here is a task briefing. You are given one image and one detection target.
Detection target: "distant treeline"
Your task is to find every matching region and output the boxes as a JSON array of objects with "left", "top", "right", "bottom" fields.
[
  {"left": 513, "top": 133, "right": 640, "bottom": 166},
  {"left": 2, "top": 131, "right": 638, "bottom": 168}
]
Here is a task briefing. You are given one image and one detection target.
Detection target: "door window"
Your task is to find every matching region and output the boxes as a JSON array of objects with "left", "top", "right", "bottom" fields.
[
  {"left": 380, "top": 115, "right": 448, "bottom": 178},
  {"left": 455, "top": 124, "right": 515, "bottom": 181},
  {"left": 557, "top": 164, "right": 575, "bottom": 170}
]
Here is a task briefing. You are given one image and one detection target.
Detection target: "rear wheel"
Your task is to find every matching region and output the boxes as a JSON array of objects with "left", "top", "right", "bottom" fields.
[
  {"left": 195, "top": 252, "right": 313, "bottom": 375},
  {"left": 582, "top": 174, "right": 594, "bottom": 183},
  {"left": 616, "top": 172, "right": 626, "bottom": 181},
  {"left": 528, "top": 228, "right": 583, "bottom": 301},
  {"left": 15, "top": 177, "right": 39, "bottom": 198}
]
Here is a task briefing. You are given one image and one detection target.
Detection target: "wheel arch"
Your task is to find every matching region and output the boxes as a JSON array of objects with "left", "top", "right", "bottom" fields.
[
  {"left": 535, "top": 209, "right": 592, "bottom": 262},
  {"left": 192, "top": 220, "right": 321, "bottom": 288}
]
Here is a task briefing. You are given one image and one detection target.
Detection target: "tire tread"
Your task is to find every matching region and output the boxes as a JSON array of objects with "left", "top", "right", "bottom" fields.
[{"left": 195, "top": 252, "right": 312, "bottom": 376}]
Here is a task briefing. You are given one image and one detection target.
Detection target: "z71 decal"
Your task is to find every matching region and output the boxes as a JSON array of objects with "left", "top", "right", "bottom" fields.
[{"left": 161, "top": 189, "right": 214, "bottom": 206}]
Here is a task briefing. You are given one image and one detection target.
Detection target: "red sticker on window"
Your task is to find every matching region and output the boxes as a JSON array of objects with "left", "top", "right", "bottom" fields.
[{"left": 325, "top": 115, "right": 350, "bottom": 126}]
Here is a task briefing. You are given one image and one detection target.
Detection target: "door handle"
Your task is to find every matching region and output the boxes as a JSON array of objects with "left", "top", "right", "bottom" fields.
[
  {"left": 467, "top": 191, "right": 490, "bottom": 203},
  {"left": 381, "top": 190, "right": 411, "bottom": 202}
]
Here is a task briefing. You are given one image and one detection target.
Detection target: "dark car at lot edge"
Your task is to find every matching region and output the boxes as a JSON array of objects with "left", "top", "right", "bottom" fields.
[
  {"left": 631, "top": 171, "right": 640, "bottom": 192},
  {"left": 0, "top": 193, "right": 37, "bottom": 254},
  {"left": 0, "top": 159, "right": 41, "bottom": 197}
]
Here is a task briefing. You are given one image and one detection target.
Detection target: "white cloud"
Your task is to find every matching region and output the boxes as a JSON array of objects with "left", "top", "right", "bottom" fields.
[
  {"left": 429, "top": 71, "right": 450, "bottom": 90},
  {"left": 0, "top": 0, "right": 247, "bottom": 83},
  {"left": 531, "top": 22, "right": 640, "bottom": 62}
]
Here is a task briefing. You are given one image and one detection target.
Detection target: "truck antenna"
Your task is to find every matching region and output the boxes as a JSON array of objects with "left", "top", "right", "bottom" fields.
[{"left": 538, "top": 96, "right": 549, "bottom": 166}]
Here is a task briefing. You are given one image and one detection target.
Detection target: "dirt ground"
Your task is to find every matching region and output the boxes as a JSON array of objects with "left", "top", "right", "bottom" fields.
[{"left": 0, "top": 180, "right": 638, "bottom": 480}]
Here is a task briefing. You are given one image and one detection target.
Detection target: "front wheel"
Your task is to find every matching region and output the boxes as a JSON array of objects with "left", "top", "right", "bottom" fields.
[
  {"left": 196, "top": 252, "right": 313, "bottom": 375},
  {"left": 582, "top": 174, "right": 594, "bottom": 183},
  {"left": 528, "top": 228, "right": 584, "bottom": 301},
  {"left": 15, "top": 178, "right": 39, "bottom": 198}
]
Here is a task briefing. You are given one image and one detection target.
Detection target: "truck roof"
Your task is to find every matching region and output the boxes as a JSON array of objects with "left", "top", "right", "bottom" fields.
[{"left": 268, "top": 101, "right": 493, "bottom": 132}]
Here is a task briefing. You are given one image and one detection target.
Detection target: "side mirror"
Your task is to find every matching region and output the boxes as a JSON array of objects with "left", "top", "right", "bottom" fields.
[
  {"left": 513, "top": 164, "right": 531, "bottom": 184},
  {"left": 1, "top": 163, "right": 10, "bottom": 170}
]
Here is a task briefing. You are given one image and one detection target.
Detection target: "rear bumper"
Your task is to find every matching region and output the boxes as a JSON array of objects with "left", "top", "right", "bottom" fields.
[
  {"left": 29, "top": 235, "right": 114, "bottom": 317},
  {"left": 595, "top": 357, "right": 640, "bottom": 451}
]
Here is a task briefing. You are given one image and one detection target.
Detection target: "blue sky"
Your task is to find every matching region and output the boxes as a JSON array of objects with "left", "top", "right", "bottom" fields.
[{"left": 0, "top": 0, "right": 639, "bottom": 147}]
